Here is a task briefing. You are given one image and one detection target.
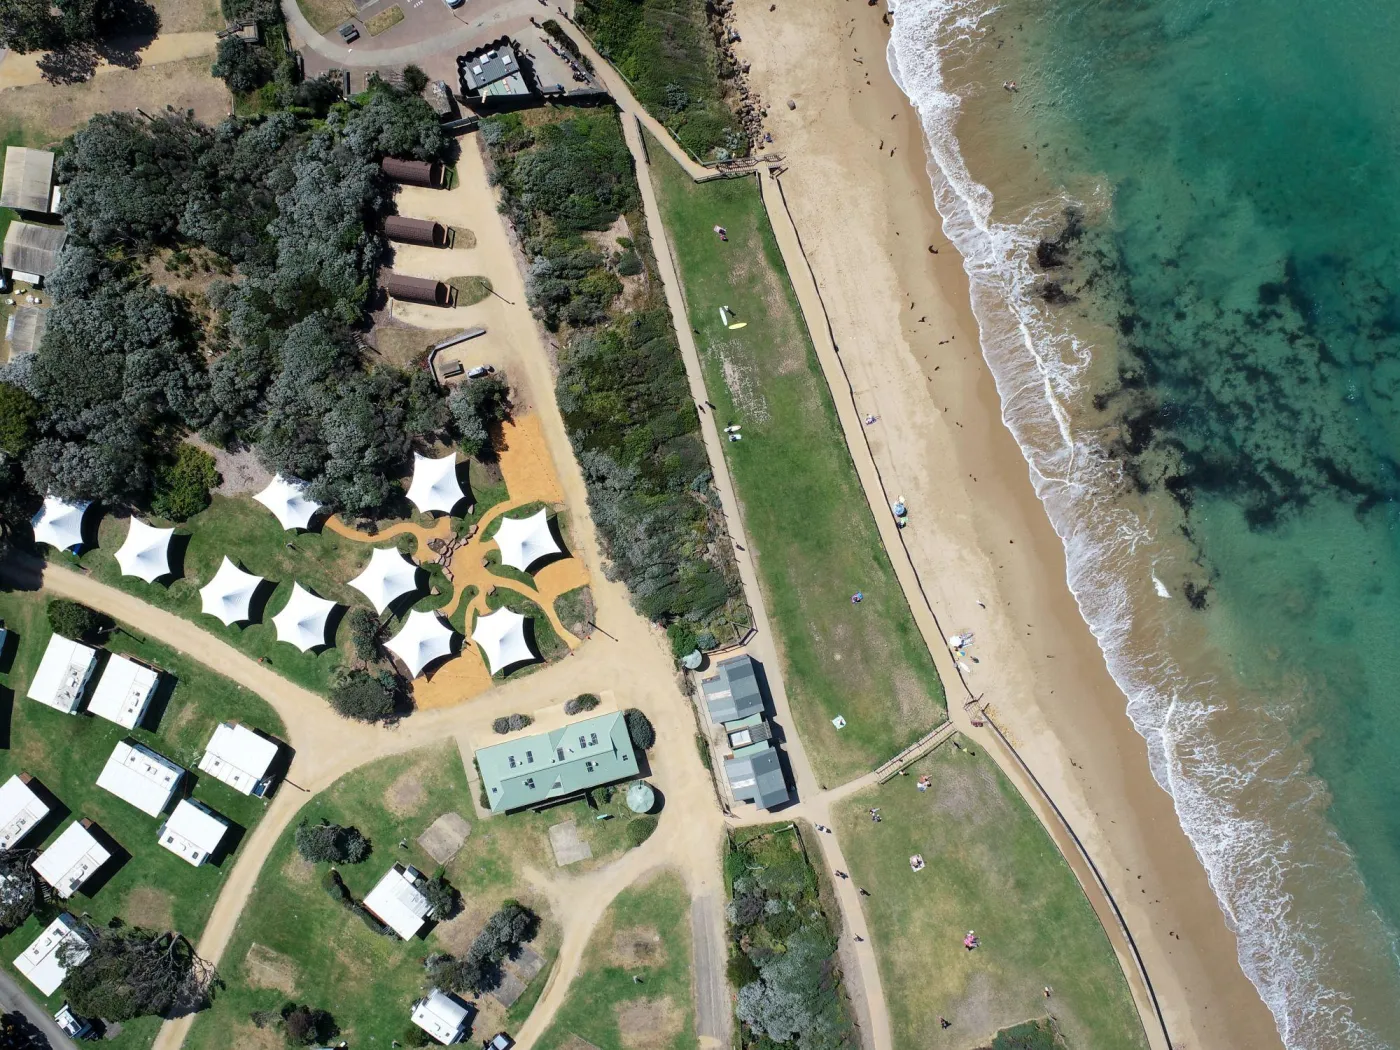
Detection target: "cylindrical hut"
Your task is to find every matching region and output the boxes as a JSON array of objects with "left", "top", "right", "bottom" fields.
[
  {"left": 384, "top": 273, "right": 449, "bottom": 306},
  {"left": 384, "top": 215, "right": 446, "bottom": 247},
  {"left": 380, "top": 157, "right": 441, "bottom": 188}
]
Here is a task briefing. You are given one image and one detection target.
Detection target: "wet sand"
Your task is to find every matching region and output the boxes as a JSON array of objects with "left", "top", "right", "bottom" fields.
[{"left": 729, "top": 1, "right": 1284, "bottom": 1046}]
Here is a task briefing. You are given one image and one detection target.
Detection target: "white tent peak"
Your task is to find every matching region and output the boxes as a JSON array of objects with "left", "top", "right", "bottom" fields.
[
  {"left": 472, "top": 607, "right": 536, "bottom": 675},
  {"left": 271, "top": 583, "right": 337, "bottom": 652},
  {"left": 405, "top": 452, "right": 465, "bottom": 516},
  {"left": 348, "top": 546, "right": 421, "bottom": 614},
  {"left": 31, "top": 496, "right": 90, "bottom": 552},
  {"left": 493, "top": 508, "right": 564, "bottom": 573},
  {"left": 199, "top": 557, "right": 266, "bottom": 626},
  {"left": 253, "top": 474, "right": 321, "bottom": 531},
  {"left": 115, "top": 518, "right": 175, "bottom": 583},
  {"left": 385, "top": 610, "right": 456, "bottom": 678}
]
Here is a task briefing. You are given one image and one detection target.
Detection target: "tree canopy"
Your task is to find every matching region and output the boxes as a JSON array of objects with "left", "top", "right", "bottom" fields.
[{"left": 60, "top": 926, "right": 217, "bottom": 1022}]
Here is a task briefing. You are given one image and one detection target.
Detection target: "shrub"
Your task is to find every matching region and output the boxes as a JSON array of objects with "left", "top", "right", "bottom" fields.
[
  {"left": 151, "top": 443, "right": 219, "bottom": 521},
  {"left": 298, "top": 820, "right": 371, "bottom": 865},
  {"left": 422, "top": 873, "right": 457, "bottom": 920},
  {"left": 401, "top": 64, "right": 429, "bottom": 95},
  {"left": 727, "top": 950, "right": 759, "bottom": 986},
  {"left": 627, "top": 815, "right": 658, "bottom": 847},
  {"left": 211, "top": 36, "right": 275, "bottom": 95},
  {"left": 667, "top": 621, "right": 698, "bottom": 659},
  {"left": 695, "top": 732, "right": 713, "bottom": 772},
  {"left": 564, "top": 693, "right": 600, "bottom": 715},
  {"left": 624, "top": 708, "right": 655, "bottom": 750},
  {"left": 46, "top": 599, "right": 104, "bottom": 641},
  {"left": 344, "top": 607, "right": 381, "bottom": 661},
  {"left": 492, "top": 713, "right": 533, "bottom": 734},
  {"left": 329, "top": 668, "right": 396, "bottom": 722},
  {"left": 0, "top": 382, "right": 40, "bottom": 456},
  {"left": 616, "top": 250, "right": 642, "bottom": 276},
  {"left": 280, "top": 1002, "right": 337, "bottom": 1045}
]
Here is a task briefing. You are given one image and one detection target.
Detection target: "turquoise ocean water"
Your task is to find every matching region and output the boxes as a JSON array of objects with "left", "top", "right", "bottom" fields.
[{"left": 887, "top": 0, "right": 1400, "bottom": 1046}]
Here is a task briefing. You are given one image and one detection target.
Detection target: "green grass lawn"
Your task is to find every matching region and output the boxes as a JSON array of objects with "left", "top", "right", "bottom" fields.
[
  {"left": 0, "top": 590, "right": 286, "bottom": 1049},
  {"left": 185, "top": 743, "right": 643, "bottom": 1050},
  {"left": 646, "top": 142, "right": 946, "bottom": 783},
  {"left": 61, "top": 495, "right": 466, "bottom": 697},
  {"left": 536, "top": 870, "right": 695, "bottom": 1050},
  {"left": 832, "top": 740, "right": 1149, "bottom": 1050}
]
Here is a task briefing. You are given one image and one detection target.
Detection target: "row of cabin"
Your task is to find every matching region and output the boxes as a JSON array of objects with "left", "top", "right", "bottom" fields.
[
  {"left": 1, "top": 147, "right": 64, "bottom": 295},
  {"left": 379, "top": 158, "right": 452, "bottom": 307},
  {"left": 701, "top": 655, "right": 792, "bottom": 811}
]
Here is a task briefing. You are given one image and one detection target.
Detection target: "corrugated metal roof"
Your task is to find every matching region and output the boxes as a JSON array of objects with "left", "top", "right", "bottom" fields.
[
  {"left": 724, "top": 743, "right": 789, "bottom": 810},
  {"left": 2, "top": 222, "right": 67, "bottom": 277},
  {"left": 0, "top": 148, "right": 54, "bottom": 213},
  {"left": 476, "top": 712, "right": 637, "bottom": 812},
  {"left": 8, "top": 305, "right": 48, "bottom": 355},
  {"left": 702, "top": 654, "right": 766, "bottom": 724}
]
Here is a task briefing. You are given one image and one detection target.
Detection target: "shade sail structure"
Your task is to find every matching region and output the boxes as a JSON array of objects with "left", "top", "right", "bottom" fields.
[
  {"left": 30, "top": 497, "right": 90, "bottom": 552},
  {"left": 253, "top": 474, "right": 321, "bottom": 531},
  {"left": 406, "top": 452, "right": 465, "bottom": 515},
  {"left": 493, "top": 508, "right": 564, "bottom": 573},
  {"left": 114, "top": 518, "right": 175, "bottom": 583},
  {"left": 385, "top": 610, "right": 456, "bottom": 678},
  {"left": 199, "top": 557, "right": 265, "bottom": 626},
  {"left": 349, "top": 547, "right": 421, "bottom": 613},
  {"left": 471, "top": 607, "right": 535, "bottom": 675},
  {"left": 271, "top": 583, "right": 337, "bottom": 652}
]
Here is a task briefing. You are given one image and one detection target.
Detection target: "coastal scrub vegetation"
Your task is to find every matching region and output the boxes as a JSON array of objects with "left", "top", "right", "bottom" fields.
[
  {"left": 0, "top": 79, "right": 475, "bottom": 549},
  {"left": 575, "top": 0, "right": 746, "bottom": 160},
  {"left": 725, "top": 825, "right": 857, "bottom": 1050},
  {"left": 481, "top": 107, "right": 745, "bottom": 644}
]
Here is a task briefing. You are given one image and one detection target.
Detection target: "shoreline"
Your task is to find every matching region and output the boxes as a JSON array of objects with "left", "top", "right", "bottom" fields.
[{"left": 729, "top": 1, "right": 1284, "bottom": 1047}]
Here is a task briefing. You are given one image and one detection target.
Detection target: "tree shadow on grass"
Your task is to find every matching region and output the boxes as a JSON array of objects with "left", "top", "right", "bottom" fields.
[{"left": 37, "top": 0, "right": 161, "bottom": 84}]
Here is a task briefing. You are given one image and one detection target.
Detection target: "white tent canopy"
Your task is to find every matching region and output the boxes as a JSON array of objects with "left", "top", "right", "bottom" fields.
[
  {"left": 385, "top": 610, "right": 456, "bottom": 678},
  {"left": 405, "top": 452, "right": 465, "bottom": 515},
  {"left": 199, "top": 557, "right": 265, "bottom": 626},
  {"left": 348, "top": 547, "right": 421, "bottom": 614},
  {"left": 114, "top": 518, "right": 175, "bottom": 583},
  {"left": 271, "top": 583, "right": 337, "bottom": 652},
  {"left": 471, "top": 607, "right": 535, "bottom": 675},
  {"left": 30, "top": 496, "right": 90, "bottom": 552},
  {"left": 253, "top": 474, "right": 320, "bottom": 531},
  {"left": 493, "top": 508, "right": 564, "bottom": 573}
]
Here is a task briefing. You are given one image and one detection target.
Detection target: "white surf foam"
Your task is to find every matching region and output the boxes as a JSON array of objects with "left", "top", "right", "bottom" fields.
[{"left": 884, "top": 1, "right": 1397, "bottom": 1046}]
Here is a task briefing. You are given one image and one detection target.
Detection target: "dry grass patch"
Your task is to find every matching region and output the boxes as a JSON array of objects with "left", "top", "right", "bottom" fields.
[
  {"left": 124, "top": 887, "right": 175, "bottom": 929},
  {"left": 372, "top": 324, "right": 459, "bottom": 368},
  {"left": 450, "top": 226, "right": 476, "bottom": 248},
  {"left": 296, "top": 0, "right": 357, "bottom": 33},
  {"left": 365, "top": 4, "right": 404, "bottom": 34},
  {"left": 153, "top": 0, "right": 222, "bottom": 32},
  {"left": 227, "top": 1022, "right": 285, "bottom": 1050},
  {"left": 281, "top": 851, "right": 316, "bottom": 885},
  {"left": 609, "top": 926, "right": 663, "bottom": 969},
  {"left": 384, "top": 766, "right": 429, "bottom": 816},
  {"left": 244, "top": 943, "right": 300, "bottom": 996},
  {"left": 615, "top": 997, "right": 683, "bottom": 1050}
]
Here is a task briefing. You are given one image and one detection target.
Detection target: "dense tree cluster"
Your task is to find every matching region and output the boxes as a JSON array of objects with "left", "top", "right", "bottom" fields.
[
  {"left": 47, "top": 598, "right": 106, "bottom": 640},
  {"left": 60, "top": 925, "right": 217, "bottom": 1022},
  {"left": 0, "top": 0, "right": 138, "bottom": 56},
  {"left": 0, "top": 850, "right": 45, "bottom": 931},
  {"left": 329, "top": 667, "right": 398, "bottom": 722},
  {"left": 295, "top": 819, "right": 371, "bottom": 865},
  {"left": 425, "top": 901, "right": 538, "bottom": 995},
  {"left": 279, "top": 1001, "right": 338, "bottom": 1046},
  {"left": 3, "top": 84, "right": 458, "bottom": 523},
  {"left": 448, "top": 372, "right": 510, "bottom": 459}
]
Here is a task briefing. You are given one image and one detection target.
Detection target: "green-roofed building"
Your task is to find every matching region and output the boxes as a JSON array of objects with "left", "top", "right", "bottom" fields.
[{"left": 475, "top": 712, "right": 638, "bottom": 813}]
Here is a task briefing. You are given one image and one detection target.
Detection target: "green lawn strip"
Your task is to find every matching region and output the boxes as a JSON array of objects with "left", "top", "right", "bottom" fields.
[
  {"left": 552, "top": 586, "right": 592, "bottom": 637},
  {"left": 832, "top": 740, "right": 1148, "bottom": 1050},
  {"left": 536, "top": 870, "right": 695, "bottom": 1050},
  {"left": 646, "top": 140, "right": 946, "bottom": 782},
  {"left": 454, "top": 459, "right": 511, "bottom": 533},
  {"left": 0, "top": 591, "right": 284, "bottom": 1049},
  {"left": 184, "top": 744, "right": 640, "bottom": 1050},
  {"left": 64, "top": 495, "right": 464, "bottom": 696},
  {"left": 484, "top": 550, "right": 539, "bottom": 593}
]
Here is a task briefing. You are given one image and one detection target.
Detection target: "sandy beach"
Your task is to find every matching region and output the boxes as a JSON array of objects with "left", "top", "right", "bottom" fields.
[{"left": 728, "top": 1, "right": 1285, "bottom": 1047}]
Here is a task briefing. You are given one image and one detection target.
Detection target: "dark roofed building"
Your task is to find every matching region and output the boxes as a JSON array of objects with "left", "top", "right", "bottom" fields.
[
  {"left": 724, "top": 744, "right": 789, "bottom": 811},
  {"left": 384, "top": 215, "right": 445, "bottom": 247},
  {"left": 3, "top": 222, "right": 68, "bottom": 282},
  {"left": 702, "top": 654, "right": 765, "bottom": 724},
  {"left": 0, "top": 148, "right": 55, "bottom": 214},
  {"left": 458, "top": 40, "right": 531, "bottom": 99},
  {"left": 384, "top": 273, "right": 449, "bottom": 306},
  {"left": 6, "top": 305, "right": 48, "bottom": 355},
  {"left": 381, "top": 157, "right": 441, "bottom": 188}
]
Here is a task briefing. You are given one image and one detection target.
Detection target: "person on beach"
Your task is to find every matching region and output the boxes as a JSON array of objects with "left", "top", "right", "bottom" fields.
[
  {"left": 851, "top": 591, "right": 864, "bottom": 604},
  {"left": 865, "top": 414, "right": 877, "bottom": 425},
  {"left": 939, "top": 1017, "right": 951, "bottom": 1029}
]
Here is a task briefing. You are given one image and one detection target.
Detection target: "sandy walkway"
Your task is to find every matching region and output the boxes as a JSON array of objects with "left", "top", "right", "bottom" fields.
[
  {"left": 0, "top": 32, "right": 216, "bottom": 89},
  {"left": 722, "top": 2, "right": 1284, "bottom": 1048}
]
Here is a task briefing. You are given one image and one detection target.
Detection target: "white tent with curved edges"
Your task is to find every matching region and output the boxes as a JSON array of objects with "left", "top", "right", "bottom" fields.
[
  {"left": 405, "top": 452, "right": 464, "bottom": 515},
  {"left": 385, "top": 610, "right": 456, "bottom": 678},
  {"left": 30, "top": 497, "right": 90, "bottom": 552},
  {"left": 114, "top": 518, "right": 174, "bottom": 583},
  {"left": 253, "top": 474, "right": 320, "bottom": 531},
  {"left": 348, "top": 547, "right": 421, "bottom": 613},
  {"left": 199, "top": 557, "right": 265, "bottom": 626},
  {"left": 493, "top": 508, "right": 564, "bottom": 573},
  {"left": 271, "top": 583, "right": 337, "bottom": 652},
  {"left": 471, "top": 607, "right": 535, "bottom": 675}
]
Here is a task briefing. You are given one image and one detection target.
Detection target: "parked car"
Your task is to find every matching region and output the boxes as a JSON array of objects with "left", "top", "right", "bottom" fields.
[
  {"left": 485, "top": 1035, "right": 514, "bottom": 1050},
  {"left": 337, "top": 22, "right": 359, "bottom": 42},
  {"left": 467, "top": 364, "right": 496, "bottom": 379},
  {"left": 444, "top": 0, "right": 465, "bottom": 7}
]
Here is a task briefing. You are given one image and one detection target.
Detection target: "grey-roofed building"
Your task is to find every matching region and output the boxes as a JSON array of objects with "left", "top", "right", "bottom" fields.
[
  {"left": 724, "top": 743, "right": 789, "bottom": 811},
  {"left": 701, "top": 654, "right": 765, "bottom": 725},
  {"left": 459, "top": 41, "right": 530, "bottom": 97},
  {"left": 1, "top": 148, "right": 55, "bottom": 214},
  {"left": 3, "top": 222, "right": 67, "bottom": 281},
  {"left": 6, "top": 306, "right": 48, "bottom": 355}
]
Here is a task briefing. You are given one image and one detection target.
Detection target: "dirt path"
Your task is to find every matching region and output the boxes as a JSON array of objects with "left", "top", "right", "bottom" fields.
[{"left": 0, "top": 32, "right": 217, "bottom": 90}]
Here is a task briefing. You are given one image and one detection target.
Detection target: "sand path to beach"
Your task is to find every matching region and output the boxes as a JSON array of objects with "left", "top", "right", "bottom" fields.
[{"left": 722, "top": 1, "right": 1285, "bottom": 1048}]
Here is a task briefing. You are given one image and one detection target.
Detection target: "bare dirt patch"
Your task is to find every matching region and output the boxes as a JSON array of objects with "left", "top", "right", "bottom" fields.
[
  {"left": 244, "top": 943, "right": 300, "bottom": 996},
  {"left": 557, "top": 1037, "right": 601, "bottom": 1050},
  {"left": 124, "top": 886, "right": 174, "bottom": 929},
  {"left": 610, "top": 925, "right": 663, "bottom": 969},
  {"left": 615, "top": 997, "right": 683, "bottom": 1050},
  {"left": 418, "top": 811, "right": 472, "bottom": 864},
  {"left": 384, "top": 766, "right": 428, "bottom": 817},
  {"left": 226, "top": 1022, "right": 284, "bottom": 1050},
  {"left": 371, "top": 323, "right": 459, "bottom": 368},
  {"left": 187, "top": 435, "right": 270, "bottom": 496},
  {"left": 281, "top": 851, "right": 316, "bottom": 885}
]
